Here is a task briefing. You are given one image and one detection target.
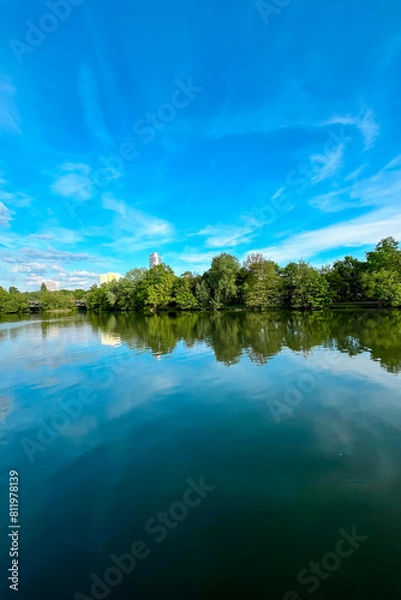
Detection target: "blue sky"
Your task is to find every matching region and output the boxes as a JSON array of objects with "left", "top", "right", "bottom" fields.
[{"left": 0, "top": 0, "right": 401, "bottom": 289}]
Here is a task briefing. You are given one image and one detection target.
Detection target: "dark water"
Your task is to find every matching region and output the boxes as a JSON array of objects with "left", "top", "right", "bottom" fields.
[{"left": 1, "top": 310, "right": 401, "bottom": 600}]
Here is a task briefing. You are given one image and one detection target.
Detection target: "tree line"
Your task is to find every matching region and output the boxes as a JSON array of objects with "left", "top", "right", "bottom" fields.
[
  {"left": 1, "top": 237, "right": 400, "bottom": 314},
  {"left": 0, "top": 284, "right": 86, "bottom": 314}
]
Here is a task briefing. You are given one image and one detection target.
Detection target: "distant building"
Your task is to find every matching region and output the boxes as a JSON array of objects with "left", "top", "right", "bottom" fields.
[
  {"left": 100, "top": 332, "right": 121, "bottom": 348},
  {"left": 149, "top": 252, "right": 162, "bottom": 269},
  {"left": 44, "top": 280, "right": 59, "bottom": 291},
  {"left": 99, "top": 273, "right": 123, "bottom": 285}
]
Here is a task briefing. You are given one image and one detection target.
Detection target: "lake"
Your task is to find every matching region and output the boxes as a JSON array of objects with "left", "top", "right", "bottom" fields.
[{"left": 0, "top": 309, "right": 400, "bottom": 599}]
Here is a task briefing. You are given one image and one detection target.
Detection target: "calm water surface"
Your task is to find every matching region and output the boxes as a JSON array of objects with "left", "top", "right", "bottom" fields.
[{"left": 1, "top": 310, "right": 400, "bottom": 599}]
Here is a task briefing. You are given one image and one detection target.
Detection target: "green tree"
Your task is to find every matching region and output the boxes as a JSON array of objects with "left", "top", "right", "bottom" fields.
[
  {"left": 207, "top": 253, "right": 240, "bottom": 307},
  {"left": 362, "top": 237, "right": 401, "bottom": 306},
  {"left": 195, "top": 279, "right": 211, "bottom": 309},
  {"left": 281, "top": 261, "right": 330, "bottom": 309},
  {"left": 361, "top": 270, "right": 401, "bottom": 306},
  {"left": 112, "top": 279, "right": 137, "bottom": 311},
  {"left": 142, "top": 264, "right": 176, "bottom": 310},
  {"left": 173, "top": 276, "right": 199, "bottom": 310},
  {"left": 366, "top": 237, "right": 401, "bottom": 272},
  {"left": 0, "top": 286, "right": 9, "bottom": 312},
  {"left": 4, "top": 290, "right": 29, "bottom": 313},
  {"left": 243, "top": 253, "right": 281, "bottom": 309},
  {"left": 125, "top": 268, "right": 147, "bottom": 283},
  {"left": 73, "top": 289, "right": 86, "bottom": 300},
  {"left": 84, "top": 285, "right": 111, "bottom": 311},
  {"left": 325, "top": 256, "right": 366, "bottom": 302}
]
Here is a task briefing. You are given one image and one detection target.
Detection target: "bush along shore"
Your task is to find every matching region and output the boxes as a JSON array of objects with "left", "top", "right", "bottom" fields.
[{"left": 1, "top": 238, "right": 401, "bottom": 314}]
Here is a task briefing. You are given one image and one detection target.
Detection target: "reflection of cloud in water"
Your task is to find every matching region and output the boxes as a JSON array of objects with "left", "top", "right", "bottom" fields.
[
  {"left": 106, "top": 374, "right": 178, "bottom": 420},
  {"left": 309, "top": 408, "right": 401, "bottom": 490},
  {"left": 42, "top": 324, "right": 60, "bottom": 339},
  {"left": 100, "top": 332, "right": 121, "bottom": 348},
  {"left": 0, "top": 396, "right": 13, "bottom": 422},
  {"left": 63, "top": 415, "right": 99, "bottom": 439},
  {"left": 293, "top": 352, "right": 401, "bottom": 489},
  {"left": 31, "top": 377, "right": 59, "bottom": 389},
  {"left": 309, "top": 350, "right": 401, "bottom": 398}
]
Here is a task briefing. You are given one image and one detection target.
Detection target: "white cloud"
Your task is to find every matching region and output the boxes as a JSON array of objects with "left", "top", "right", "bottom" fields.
[
  {"left": 77, "top": 63, "right": 113, "bottom": 147},
  {"left": 251, "top": 207, "right": 401, "bottom": 264},
  {"left": 0, "top": 190, "right": 33, "bottom": 207},
  {"left": 309, "top": 143, "right": 345, "bottom": 185},
  {"left": 309, "top": 153, "right": 401, "bottom": 213},
  {"left": 22, "top": 265, "right": 98, "bottom": 290},
  {"left": 2, "top": 251, "right": 99, "bottom": 289},
  {"left": 197, "top": 215, "right": 263, "bottom": 248},
  {"left": 44, "top": 227, "right": 83, "bottom": 245},
  {"left": 52, "top": 166, "right": 94, "bottom": 202},
  {"left": 3, "top": 247, "right": 95, "bottom": 264},
  {"left": 29, "top": 233, "right": 54, "bottom": 241},
  {"left": 0, "top": 172, "right": 33, "bottom": 208},
  {"left": 163, "top": 249, "right": 219, "bottom": 275},
  {"left": 319, "top": 108, "right": 380, "bottom": 150},
  {"left": 100, "top": 195, "right": 174, "bottom": 251},
  {"left": 0, "top": 79, "right": 21, "bottom": 135},
  {"left": 309, "top": 190, "right": 353, "bottom": 213},
  {"left": 12, "top": 262, "right": 47, "bottom": 275},
  {"left": 0, "top": 202, "right": 12, "bottom": 227}
]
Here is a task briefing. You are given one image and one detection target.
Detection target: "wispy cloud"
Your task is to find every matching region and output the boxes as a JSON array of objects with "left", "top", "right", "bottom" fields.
[
  {"left": 251, "top": 207, "right": 401, "bottom": 264},
  {"left": 3, "top": 248, "right": 95, "bottom": 264},
  {"left": 0, "top": 78, "right": 21, "bottom": 135},
  {"left": 309, "top": 143, "right": 345, "bottom": 185},
  {"left": 12, "top": 262, "right": 47, "bottom": 275},
  {"left": 0, "top": 202, "right": 13, "bottom": 227},
  {"left": 24, "top": 267, "right": 99, "bottom": 290},
  {"left": 52, "top": 163, "right": 94, "bottom": 202},
  {"left": 0, "top": 172, "right": 33, "bottom": 207},
  {"left": 77, "top": 63, "right": 113, "bottom": 147},
  {"left": 309, "top": 153, "right": 401, "bottom": 213},
  {"left": 99, "top": 195, "right": 174, "bottom": 252},
  {"left": 29, "top": 233, "right": 54, "bottom": 241},
  {"left": 0, "top": 190, "right": 33, "bottom": 207},
  {"left": 164, "top": 249, "right": 218, "bottom": 274},
  {"left": 319, "top": 108, "right": 380, "bottom": 150},
  {"left": 0, "top": 245, "right": 100, "bottom": 289},
  {"left": 197, "top": 215, "right": 263, "bottom": 248}
]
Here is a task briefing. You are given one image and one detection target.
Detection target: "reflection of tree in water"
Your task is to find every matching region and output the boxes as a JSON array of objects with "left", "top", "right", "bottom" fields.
[
  {"left": 321, "top": 310, "right": 401, "bottom": 373},
  {"left": 242, "top": 312, "right": 287, "bottom": 365},
  {"left": 285, "top": 311, "right": 335, "bottom": 353},
  {"left": 88, "top": 310, "right": 401, "bottom": 373},
  {"left": 206, "top": 313, "right": 244, "bottom": 366},
  {"left": 358, "top": 311, "right": 401, "bottom": 374}
]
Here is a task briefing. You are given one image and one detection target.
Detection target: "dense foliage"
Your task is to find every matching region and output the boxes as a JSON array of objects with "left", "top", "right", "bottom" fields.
[
  {"left": 0, "top": 286, "right": 85, "bottom": 314},
  {"left": 1, "top": 237, "right": 401, "bottom": 314}
]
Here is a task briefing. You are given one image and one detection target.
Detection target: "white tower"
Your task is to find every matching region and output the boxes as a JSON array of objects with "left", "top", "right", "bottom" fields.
[{"left": 149, "top": 252, "right": 162, "bottom": 269}]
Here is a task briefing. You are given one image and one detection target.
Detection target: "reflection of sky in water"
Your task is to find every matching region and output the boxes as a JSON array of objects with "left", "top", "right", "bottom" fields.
[
  {"left": 0, "top": 312, "right": 400, "bottom": 600},
  {"left": 0, "top": 395, "right": 12, "bottom": 422}
]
